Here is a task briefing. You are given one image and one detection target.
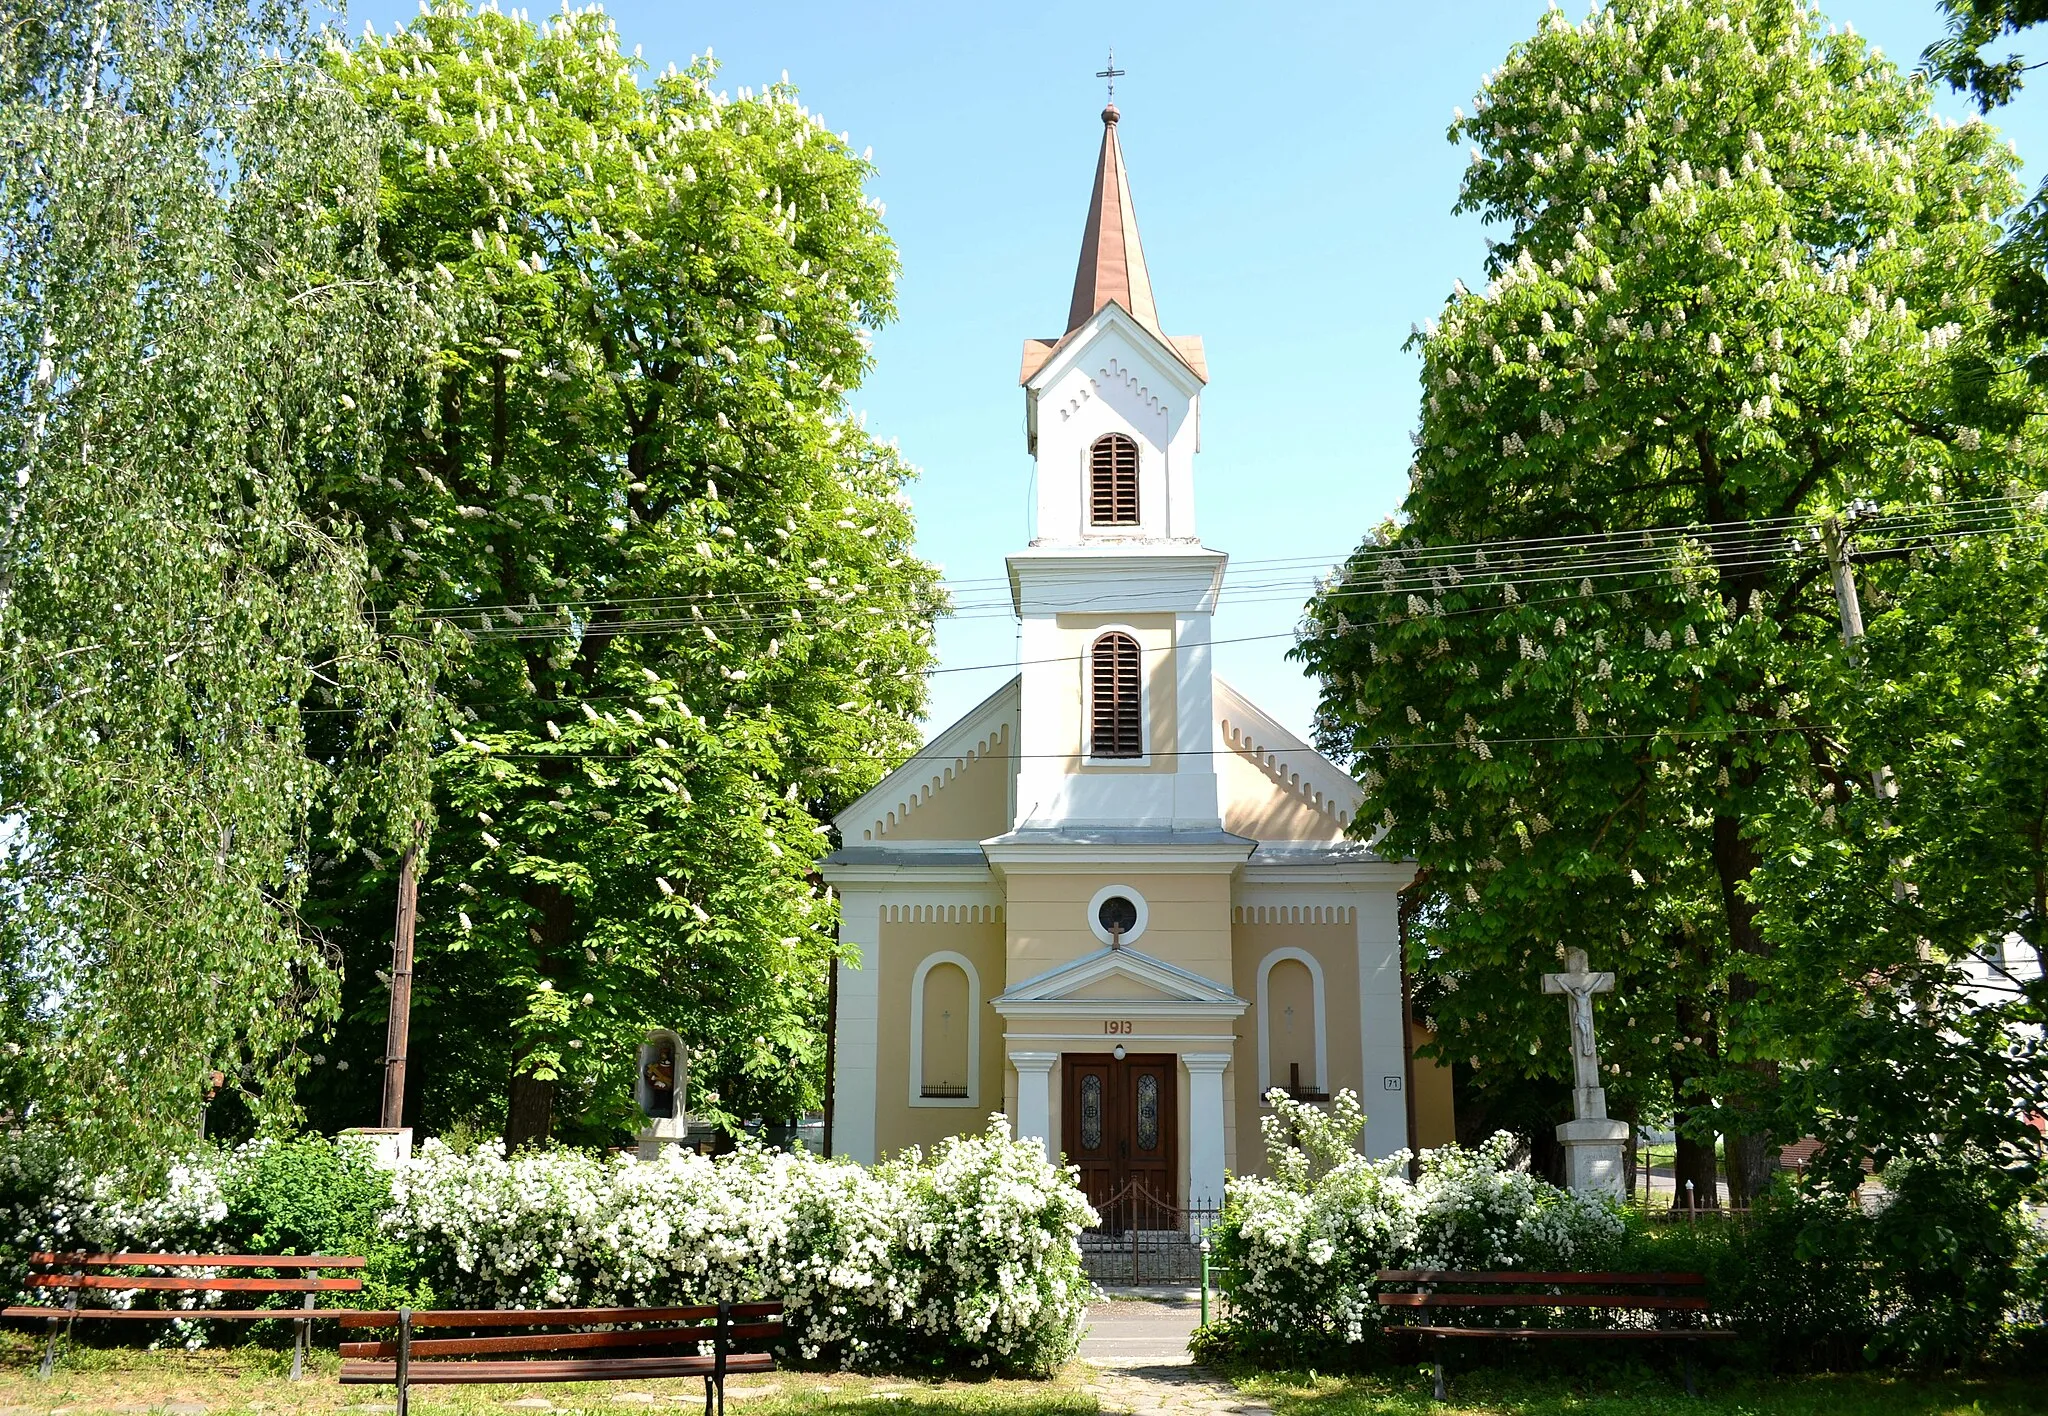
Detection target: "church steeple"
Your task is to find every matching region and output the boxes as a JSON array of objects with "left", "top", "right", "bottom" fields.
[{"left": 1066, "top": 105, "right": 1160, "bottom": 337}]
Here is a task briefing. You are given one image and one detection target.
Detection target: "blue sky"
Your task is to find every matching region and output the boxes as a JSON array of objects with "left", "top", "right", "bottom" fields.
[{"left": 355, "top": 0, "right": 2048, "bottom": 742}]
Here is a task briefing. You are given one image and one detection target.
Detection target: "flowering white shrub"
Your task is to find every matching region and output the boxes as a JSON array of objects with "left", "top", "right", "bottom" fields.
[
  {"left": 1, "top": 1117, "right": 1092, "bottom": 1374},
  {"left": 386, "top": 1115, "right": 1093, "bottom": 1374},
  {"left": 1211, "top": 1090, "right": 1623, "bottom": 1351}
]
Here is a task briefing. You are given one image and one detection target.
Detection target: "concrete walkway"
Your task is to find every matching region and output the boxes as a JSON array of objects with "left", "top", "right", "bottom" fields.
[{"left": 1078, "top": 1293, "right": 1269, "bottom": 1416}]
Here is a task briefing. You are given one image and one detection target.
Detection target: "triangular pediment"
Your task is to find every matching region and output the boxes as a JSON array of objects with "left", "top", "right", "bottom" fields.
[
  {"left": 993, "top": 946, "right": 1245, "bottom": 1016},
  {"left": 834, "top": 677, "right": 1018, "bottom": 845}
]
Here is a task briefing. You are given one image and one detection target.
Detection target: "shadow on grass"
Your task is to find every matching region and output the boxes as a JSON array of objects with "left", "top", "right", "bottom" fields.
[
  {"left": 0, "top": 1333, "right": 1098, "bottom": 1416},
  {"left": 1219, "top": 1359, "right": 2048, "bottom": 1416}
]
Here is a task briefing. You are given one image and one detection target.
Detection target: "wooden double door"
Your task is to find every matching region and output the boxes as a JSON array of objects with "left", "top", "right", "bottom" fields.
[{"left": 1062, "top": 1053, "right": 1177, "bottom": 1225}]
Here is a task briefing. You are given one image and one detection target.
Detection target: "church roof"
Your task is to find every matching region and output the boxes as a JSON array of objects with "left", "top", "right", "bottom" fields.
[
  {"left": 1067, "top": 104, "right": 1158, "bottom": 337},
  {"left": 1019, "top": 105, "right": 1206, "bottom": 387}
]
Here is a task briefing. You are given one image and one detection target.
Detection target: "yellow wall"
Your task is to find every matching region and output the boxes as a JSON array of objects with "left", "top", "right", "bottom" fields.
[
  {"left": 1220, "top": 746, "right": 1348, "bottom": 841},
  {"left": 877, "top": 726, "right": 1012, "bottom": 841},
  {"left": 919, "top": 962, "right": 971, "bottom": 1095},
  {"left": 1410, "top": 1020, "right": 1458, "bottom": 1150},
  {"left": 1266, "top": 958, "right": 1317, "bottom": 1090},
  {"left": 874, "top": 919, "right": 1006, "bottom": 1157},
  {"left": 1230, "top": 917, "right": 1365, "bottom": 1163},
  {"left": 1004, "top": 869, "right": 1235, "bottom": 990}
]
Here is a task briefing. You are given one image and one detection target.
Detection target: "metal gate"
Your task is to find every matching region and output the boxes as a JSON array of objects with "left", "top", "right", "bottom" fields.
[{"left": 1079, "top": 1182, "right": 1221, "bottom": 1285}]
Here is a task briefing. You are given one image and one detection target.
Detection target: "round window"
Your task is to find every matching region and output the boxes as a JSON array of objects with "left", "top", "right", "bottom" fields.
[
  {"left": 1087, "top": 884, "right": 1149, "bottom": 947},
  {"left": 1097, "top": 894, "right": 1139, "bottom": 940}
]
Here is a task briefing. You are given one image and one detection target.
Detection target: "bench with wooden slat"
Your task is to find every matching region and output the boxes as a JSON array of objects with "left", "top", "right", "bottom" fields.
[
  {"left": 8, "top": 1253, "right": 365, "bottom": 1382},
  {"left": 1374, "top": 1269, "right": 1737, "bottom": 1400},
  {"left": 336, "top": 1301, "right": 783, "bottom": 1416}
]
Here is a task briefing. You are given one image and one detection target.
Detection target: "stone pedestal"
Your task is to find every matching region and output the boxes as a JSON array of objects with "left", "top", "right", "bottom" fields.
[
  {"left": 1556, "top": 1117, "right": 1630, "bottom": 1197},
  {"left": 635, "top": 1115, "right": 691, "bottom": 1161}
]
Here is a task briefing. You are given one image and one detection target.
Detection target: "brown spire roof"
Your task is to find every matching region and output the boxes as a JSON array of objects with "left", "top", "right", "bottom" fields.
[
  {"left": 1066, "top": 104, "right": 1159, "bottom": 335},
  {"left": 1019, "top": 103, "right": 1205, "bottom": 387}
]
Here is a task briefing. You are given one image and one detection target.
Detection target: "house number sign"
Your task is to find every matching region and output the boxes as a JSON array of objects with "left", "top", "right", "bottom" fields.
[{"left": 1102, "top": 1020, "right": 1133, "bottom": 1035}]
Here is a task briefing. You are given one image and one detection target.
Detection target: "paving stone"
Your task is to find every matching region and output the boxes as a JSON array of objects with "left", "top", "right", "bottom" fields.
[
  {"left": 165, "top": 1404, "right": 209, "bottom": 1415},
  {"left": 612, "top": 1396, "right": 659, "bottom": 1405},
  {"left": 724, "top": 1390, "right": 781, "bottom": 1403},
  {"left": 505, "top": 1401, "right": 555, "bottom": 1410}
]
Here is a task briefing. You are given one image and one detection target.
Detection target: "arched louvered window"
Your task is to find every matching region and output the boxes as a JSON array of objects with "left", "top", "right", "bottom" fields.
[
  {"left": 1089, "top": 434, "right": 1140, "bottom": 526},
  {"left": 1090, "top": 632, "right": 1143, "bottom": 758}
]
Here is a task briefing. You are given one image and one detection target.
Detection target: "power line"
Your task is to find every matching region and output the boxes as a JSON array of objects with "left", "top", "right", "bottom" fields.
[
  {"left": 293, "top": 510, "right": 2048, "bottom": 700},
  {"left": 401, "top": 494, "right": 2045, "bottom": 638}
]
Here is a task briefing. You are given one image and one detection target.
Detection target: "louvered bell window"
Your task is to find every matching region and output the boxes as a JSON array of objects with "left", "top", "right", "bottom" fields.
[
  {"left": 1090, "top": 632, "right": 1142, "bottom": 758},
  {"left": 1089, "top": 434, "right": 1139, "bottom": 526}
]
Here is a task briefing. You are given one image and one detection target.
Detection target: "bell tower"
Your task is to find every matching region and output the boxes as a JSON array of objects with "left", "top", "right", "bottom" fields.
[{"left": 1008, "top": 103, "right": 1226, "bottom": 832}]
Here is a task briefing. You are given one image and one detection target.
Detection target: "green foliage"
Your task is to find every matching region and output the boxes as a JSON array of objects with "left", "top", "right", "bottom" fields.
[
  {"left": 1292, "top": 0, "right": 2048, "bottom": 1200},
  {"left": 1865, "top": 1154, "right": 2040, "bottom": 1367},
  {"left": 0, "top": 0, "right": 439, "bottom": 1170},
  {"left": 1925, "top": 2, "right": 2048, "bottom": 113},
  {"left": 297, "top": 3, "right": 945, "bottom": 1142},
  {"left": 214, "top": 1136, "right": 423, "bottom": 1310}
]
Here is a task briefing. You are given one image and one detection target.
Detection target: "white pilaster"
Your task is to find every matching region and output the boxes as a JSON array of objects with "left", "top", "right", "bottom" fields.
[
  {"left": 1356, "top": 890, "right": 1410, "bottom": 1159},
  {"left": 1182, "top": 1052, "right": 1231, "bottom": 1213},
  {"left": 1010, "top": 1051, "right": 1060, "bottom": 1164},
  {"left": 1171, "top": 610, "right": 1221, "bottom": 830},
  {"left": 832, "top": 889, "right": 882, "bottom": 1164},
  {"left": 1013, "top": 614, "right": 1065, "bottom": 830}
]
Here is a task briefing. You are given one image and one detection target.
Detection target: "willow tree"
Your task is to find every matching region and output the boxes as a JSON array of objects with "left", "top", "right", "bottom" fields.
[
  {"left": 300, "top": 4, "right": 944, "bottom": 1145},
  {"left": 0, "top": 0, "right": 437, "bottom": 1166},
  {"left": 1294, "top": 0, "right": 2043, "bottom": 1202}
]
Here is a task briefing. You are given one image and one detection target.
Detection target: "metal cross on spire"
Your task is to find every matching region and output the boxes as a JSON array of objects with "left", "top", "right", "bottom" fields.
[{"left": 1096, "top": 49, "right": 1125, "bottom": 104}]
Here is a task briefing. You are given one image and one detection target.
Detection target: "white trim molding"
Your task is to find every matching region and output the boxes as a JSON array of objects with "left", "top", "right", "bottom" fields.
[
  {"left": 908, "top": 951, "right": 982, "bottom": 1110},
  {"left": 1255, "top": 947, "right": 1329, "bottom": 1100},
  {"left": 993, "top": 944, "right": 1247, "bottom": 1021},
  {"left": 1086, "top": 883, "right": 1150, "bottom": 947}
]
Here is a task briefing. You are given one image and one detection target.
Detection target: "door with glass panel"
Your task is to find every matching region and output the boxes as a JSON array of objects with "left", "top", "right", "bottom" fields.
[{"left": 1061, "top": 1053, "right": 1177, "bottom": 1227}]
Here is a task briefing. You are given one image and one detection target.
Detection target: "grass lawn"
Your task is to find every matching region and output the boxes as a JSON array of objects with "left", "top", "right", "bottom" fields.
[
  {"left": 0, "top": 1337, "right": 1089, "bottom": 1416},
  {"left": 2, "top": 1334, "right": 2044, "bottom": 1416},
  {"left": 1229, "top": 1364, "right": 2048, "bottom": 1415}
]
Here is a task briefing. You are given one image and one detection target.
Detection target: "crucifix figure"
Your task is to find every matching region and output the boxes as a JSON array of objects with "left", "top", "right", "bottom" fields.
[
  {"left": 1541, "top": 947, "right": 1616, "bottom": 1094},
  {"left": 1096, "top": 49, "right": 1126, "bottom": 105}
]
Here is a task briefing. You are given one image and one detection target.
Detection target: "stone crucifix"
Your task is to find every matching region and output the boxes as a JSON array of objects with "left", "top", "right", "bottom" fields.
[
  {"left": 1541, "top": 948, "right": 1630, "bottom": 1197},
  {"left": 1542, "top": 947, "right": 1615, "bottom": 1093}
]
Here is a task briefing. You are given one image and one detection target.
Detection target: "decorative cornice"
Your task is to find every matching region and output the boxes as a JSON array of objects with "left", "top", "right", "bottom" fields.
[
  {"left": 1234, "top": 904, "right": 1358, "bottom": 925},
  {"left": 1216, "top": 677, "right": 1365, "bottom": 832},
  {"left": 883, "top": 902, "right": 1004, "bottom": 924}
]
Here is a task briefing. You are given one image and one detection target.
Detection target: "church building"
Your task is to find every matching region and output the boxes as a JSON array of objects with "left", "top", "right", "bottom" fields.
[{"left": 822, "top": 102, "right": 1455, "bottom": 1210}]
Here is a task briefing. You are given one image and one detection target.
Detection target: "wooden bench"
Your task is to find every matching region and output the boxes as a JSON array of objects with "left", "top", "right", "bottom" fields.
[
  {"left": 338, "top": 1302, "right": 784, "bottom": 1416},
  {"left": 1375, "top": 1269, "right": 1737, "bottom": 1399},
  {"left": 6, "top": 1252, "right": 365, "bottom": 1380}
]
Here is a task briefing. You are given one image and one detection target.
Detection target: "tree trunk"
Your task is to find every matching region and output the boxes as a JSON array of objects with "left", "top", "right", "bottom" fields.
[
  {"left": 1616, "top": 1095, "right": 1641, "bottom": 1206},
  {"left": 1670, "top": 1123, "right": 1721, "bottom": 1212},
  {"left": 1725, "top": 1132, "right": 1776, "bottom": 1209},
  {"left": 1669, "top": 1010, "right": 1720, "bottom": 1212},
  {"left": 505, "top": 1067, "right": 555, "bottom": 1150},
  {"left": 1711, "top": 807, "right": 1780, "bottom": 1208},
  {"left": 504, "top": 881, "right": 577, "bottom": 1150}
]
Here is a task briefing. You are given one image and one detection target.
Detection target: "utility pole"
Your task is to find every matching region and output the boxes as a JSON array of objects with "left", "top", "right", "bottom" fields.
[
  {"left": 1822, "top": 516, "right": 1899, "bottom": 808},
  {"left": 380, "top": 822, "right": 424, "bottom": 1130}
]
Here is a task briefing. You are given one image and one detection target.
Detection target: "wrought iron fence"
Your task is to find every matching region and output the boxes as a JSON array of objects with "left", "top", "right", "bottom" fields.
[{"left": 1079, "top": 1183, "right": 1221, "bottom": 1285}]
